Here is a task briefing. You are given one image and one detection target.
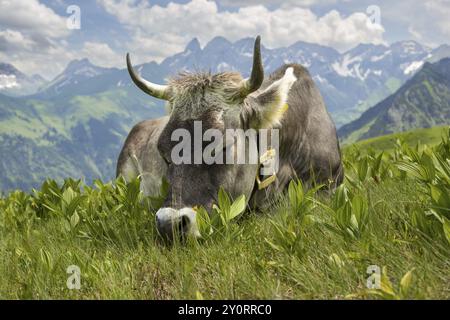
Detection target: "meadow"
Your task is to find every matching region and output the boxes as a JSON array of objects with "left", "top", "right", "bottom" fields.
[{"left": 0, "top": 127, "right": 449, "bottom": 299}]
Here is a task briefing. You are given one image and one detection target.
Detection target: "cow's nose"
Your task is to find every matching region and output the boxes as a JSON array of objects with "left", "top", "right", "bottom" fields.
[{"left": 155, "top": 207, "right": 200, "bottom": 240}]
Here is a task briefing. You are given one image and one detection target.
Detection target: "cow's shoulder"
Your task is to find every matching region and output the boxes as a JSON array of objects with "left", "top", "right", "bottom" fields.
[
  {"left": 127, "top": 116, "right": 168, "bottom": 146},
  {"left": 116, "top": 116, "right": 168, "bottom": 177}
]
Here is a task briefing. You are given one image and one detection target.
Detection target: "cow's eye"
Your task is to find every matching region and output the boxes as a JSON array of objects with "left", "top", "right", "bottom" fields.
[
  {"left": 157, "top": 139, "right": 172, "bottom": 165},
  {"left": 159, "top": 150, "right": 171, "bottom": 165},
  {"left": 163, "top": 154, "right": 172, "bottom": 165}
]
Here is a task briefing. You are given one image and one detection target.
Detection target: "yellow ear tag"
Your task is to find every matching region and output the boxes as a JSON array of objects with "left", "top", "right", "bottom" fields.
[
  {"left": 256, "top": 174, "right": 277, "bottom": 190},
  {"left": 254, "top": 105, "right": 287, "bottom": 190},
  {"left": 256, "top": 148, "right": 277, "bottom": 190}
]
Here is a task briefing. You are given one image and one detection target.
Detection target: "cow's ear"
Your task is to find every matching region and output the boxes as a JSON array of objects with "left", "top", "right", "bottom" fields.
[{"left": 250, "top": 67, "right": 297, "bottom": 129}]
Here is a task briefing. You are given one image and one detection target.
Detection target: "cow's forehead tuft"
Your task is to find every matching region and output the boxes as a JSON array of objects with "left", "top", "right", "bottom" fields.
[
  {"left": 169, "top": 71, "right": 243, "bottom": 93},
  {"left": 167, "top": 71, "right": 245, "bottom": 120}
]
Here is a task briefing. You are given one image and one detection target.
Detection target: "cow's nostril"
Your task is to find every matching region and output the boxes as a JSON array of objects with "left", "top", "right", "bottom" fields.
[{"left": 180, "top": 214, "right": 190, "bottom": 233}]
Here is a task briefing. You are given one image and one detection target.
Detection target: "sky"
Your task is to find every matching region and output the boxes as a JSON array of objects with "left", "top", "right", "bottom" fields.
[{"left": 0, "top": 0, "right": 449, "bottom": 79}]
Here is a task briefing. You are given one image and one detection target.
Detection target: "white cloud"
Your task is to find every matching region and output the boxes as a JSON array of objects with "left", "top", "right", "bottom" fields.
[
  {"left": 80, "top": 42, "right": 123, "bottom": 68},
  {"left": 424, "top": 0, "right": 450, "bottom": 37},
  {"left": 0, "top": 41, "right": 73, "bottom": 79},
  {"left": 218, "top": 0, "right": 337, "bottom": 7},
  {"left": 0, "top": 40, "right": 123, "bottom": 79},
  {"left": 99, "top": 0, "right": 385, "bottom": 64},
  {"left": 0, "top": 0, "right": 73, "bottom": 77},
  {"left": 0, "top": 29, "right": 34, "bottom": 51},
  {"left": 374, "top": 0, "right": 449, "bottom": 47},
  {"left": 0, "top": 0, "right": 69, "bottom": 39},
  {"left": 6, "top": 0, "right": 448, "bottom": 80}
]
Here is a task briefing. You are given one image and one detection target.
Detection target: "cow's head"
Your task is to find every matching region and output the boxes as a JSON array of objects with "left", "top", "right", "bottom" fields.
[{"left": 127, "top": 36, "right": 297, "bottom": 239}]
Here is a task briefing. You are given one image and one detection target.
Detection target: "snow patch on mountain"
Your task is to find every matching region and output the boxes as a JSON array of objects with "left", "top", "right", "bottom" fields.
[
  {"left": 73, "top": 66, "right": 103, "bottom": 77},
  {"left": 355, "top": 65, "right": 372, "bottom": 80},
  {"left": 371, "top": 50, "right": 391, "bottom": 62},
  {"left": 373, "top": 70, "right": 383, "bottom": 76},
  {"left": 0, "top": 74, "right": 19, "bottom": 89},
  {"left": 332, "top": 54, "right": 362, "bottom": 78},
  {"left": 403, "top": 61, "right": 425, "bottom": 75}
]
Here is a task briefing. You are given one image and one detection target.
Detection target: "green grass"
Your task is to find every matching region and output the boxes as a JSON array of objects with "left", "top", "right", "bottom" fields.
[{"left": 0, "top": 128, "right": 449, "bottom": 299}]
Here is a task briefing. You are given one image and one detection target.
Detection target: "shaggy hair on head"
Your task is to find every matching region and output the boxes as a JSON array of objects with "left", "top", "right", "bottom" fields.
[{"left": 169, "top": 71, "right": 244, "bottom": 101}]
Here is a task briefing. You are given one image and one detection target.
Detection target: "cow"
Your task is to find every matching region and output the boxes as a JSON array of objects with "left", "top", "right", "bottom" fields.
[{"left": 117, "top": 36, "right": 343, "bottom": 239}]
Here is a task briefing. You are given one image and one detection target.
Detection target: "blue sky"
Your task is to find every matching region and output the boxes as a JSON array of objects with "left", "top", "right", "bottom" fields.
[{"left": 1, "top": 0, "right": 449, "bottom": 78}]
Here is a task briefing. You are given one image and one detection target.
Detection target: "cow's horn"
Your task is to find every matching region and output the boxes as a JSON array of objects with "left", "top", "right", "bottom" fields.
[
  {"left": 126, "top": 53, "right": 171, "bottom": 100},
  {"left": 240, "top": 36, "right": 264, "bottom": 97}
]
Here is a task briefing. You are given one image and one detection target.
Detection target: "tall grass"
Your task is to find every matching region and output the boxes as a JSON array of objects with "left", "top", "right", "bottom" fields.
[{"left": 0, "top": 128, "right": 449, "bottom": 299}]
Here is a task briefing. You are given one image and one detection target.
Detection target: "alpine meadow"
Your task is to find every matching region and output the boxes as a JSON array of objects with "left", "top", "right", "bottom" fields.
[
  {"left": 0, "top": 126, "right": 449, "bottom": 299},
  {"left": 1, "top": 0, "right": 450, "bottom": 302}
]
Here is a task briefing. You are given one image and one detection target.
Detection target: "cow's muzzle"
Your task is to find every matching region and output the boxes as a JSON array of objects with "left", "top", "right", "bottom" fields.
[{"left": 155, "top": 207, "right": 200, "bottom": 240}]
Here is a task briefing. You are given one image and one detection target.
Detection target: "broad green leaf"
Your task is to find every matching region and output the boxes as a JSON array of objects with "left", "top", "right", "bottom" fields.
[
  {"left": 288, "top": 181, "right": 298, "bottom": 209},
  {"left": 333, "top": 185, "right": 349, "bottom": 209},
  {"left": 66, "top": 195, "right": 86, "bottom": 217},
  {"left": 421, "top": 153, "right": 436, "bottom": 181},
  {"left": 62, "top": 187, "right": 76, "bottom": 207},
  {"left": 228, "top": 194, "right": 246, "bottom": 221},
  {"left": 352, "top": 194, "right": 368, "bottom": 231},
  {"left": 218, "top": 187, "right": 231, "bottom": 212},
  {"left": 430, "top": 185, "right": 450, "bottom": 218},
  {"left": 396, "top": 161, "right": 427, "bottom": 181},
  {"left": 70, "top": 211, "right": 80, "bottom": 228},
  {"left": 358, "top": 157, "right": 369, "bottom": 182}
]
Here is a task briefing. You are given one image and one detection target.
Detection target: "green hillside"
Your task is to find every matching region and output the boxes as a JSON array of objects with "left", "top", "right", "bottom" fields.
[
  {"left": 344, "top": 125, "right": 449, "bottom": 153},
  {"left": 339, "top": 58, "right": 450, "bottom": 143},
  {"left": 0, "top": 89, "right": 163, "bottom": 192}
]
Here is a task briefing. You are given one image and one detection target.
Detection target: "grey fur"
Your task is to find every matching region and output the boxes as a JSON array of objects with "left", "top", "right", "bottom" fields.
[{"left": 117, "top": 63, "right": 343, "bottom": 212}]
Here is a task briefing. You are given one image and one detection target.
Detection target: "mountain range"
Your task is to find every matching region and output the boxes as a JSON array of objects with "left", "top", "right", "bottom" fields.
[
  {"left": 3, "top": 38, "right": 449, "bottom": 126},
  {"left": 0, "top": 37, "right": 449, "bottom": 191},
  {"left": 338, "top": 58, "right": 450, "bottom": 143}
]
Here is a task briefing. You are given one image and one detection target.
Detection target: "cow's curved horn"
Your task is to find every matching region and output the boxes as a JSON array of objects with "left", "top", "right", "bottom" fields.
[
  {"left": 239, "top": 36, "right": 264, "bottom": 97},
  {"left": 126, "top": 53, "right": 171, "bottom": 100}
]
